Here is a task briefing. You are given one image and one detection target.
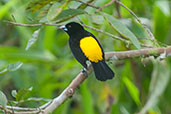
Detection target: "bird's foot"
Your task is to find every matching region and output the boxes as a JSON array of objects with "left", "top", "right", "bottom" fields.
[{"left": 81, "top": 68, "right": 87, "bottom": 77}]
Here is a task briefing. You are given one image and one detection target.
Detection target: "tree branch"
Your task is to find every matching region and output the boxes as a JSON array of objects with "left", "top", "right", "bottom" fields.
[
  {"left": 4, "top": 20, "right": 61, "bottom": 27},
  {"left": 76, "top": 0, "right": 99, "bottom": 9},
  {"left": 40, "top": 65, "right": 93, "bottom": 114},
  {"left": 106, "top": 46, "right": 171, "bottom": 60},
  {"left": 1, "top": 46, "right": 170, "bottom": 114},
  {"left": 5, "top": 20, "right": 151, "bottom": 47},
  {"left": 38, "top": 46, "right": 171, "bottom": 114},
  {"left": 5, "top": 20, "right": 128, "bottom": 43}
]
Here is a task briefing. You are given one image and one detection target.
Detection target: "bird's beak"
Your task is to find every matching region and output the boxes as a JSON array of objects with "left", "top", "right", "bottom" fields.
[{"left": 59, "top": 25, "right": 68, "bottom": 31}]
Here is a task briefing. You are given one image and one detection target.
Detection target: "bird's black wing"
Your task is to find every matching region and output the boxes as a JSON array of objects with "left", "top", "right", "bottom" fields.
[{"left": 69, "top": 38, "right": 88, "bottom": 68}]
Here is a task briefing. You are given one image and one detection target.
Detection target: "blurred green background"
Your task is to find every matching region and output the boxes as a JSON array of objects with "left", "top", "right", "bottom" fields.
[{"left": 0, "top": 0, "right": 171, "bottom": 114}]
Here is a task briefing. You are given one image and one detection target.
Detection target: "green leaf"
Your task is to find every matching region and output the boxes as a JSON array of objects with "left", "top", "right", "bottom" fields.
[
  {"left": 0, "top": 91, "right": 8, "bottom": 107},
  {"left": 120, "top": 106, "right": 130, "bottom": 114},
  {"left": 16, "top": 88, "right": 33, "bottom": 101},
  {"left": 44, "top": 26, "right": 57, "bottom": 51},
  {"left": 25, "top": 28, "right": 41, "bottom": 50},
  {"left": 0, "top": 28, "right": 41, "bottom": 76},
  {"left": 48, "top": 0, "right": 71, "bottom": 22},
  {"left": 80, "top": 82, "right": 94, "bottom": 114},
  {"left": 26, "top": 97, "right": 51, "bottom": 102},
  {"left": 139, "top": 61, "right": 171, "bottom": 114},
  {"left": 35, "top": 4, "right": 51, "bottom": 20},
  {"left": 7, "top": 62, "right": 23, "bottom": 72},
  {"left": 40, "top": 9, "right": 86, "bottom": 23},
  {"left": 0, "top": 29, "right": 40, "bottom": 76},
  {"left": 0, "top": 62, "right": 23, "bottom": 76},
  {"left": 0, "top": 0, "right": 17, "bottom": 19},
  {"left": 103, "top": 13, "right": 141, "bottom": 49},
  {"left": 26, "top": 0, "right": 55, "bottom": 13},
  {"left": 0, "top": 69, "right": 8, "bottom": 76},
  {"left": 54, "top": 9, "right": 86, "bottom": 23},
  {"left": 47, "top": 2, "right": 61, "bottom": 21},
  {"left": 156, "top": 1, "right": 170, "bottom": 17},
  {"left": 129, "top": 19, "right": 149, "bottom": 39},
  {"left": 11, "top": 90, "right": 17, "bottom": 98},
  {"left": 123, "top": 77, "right": 141, "bottom": 106},
  {"left": 120, "top": 0, "right": 131, "bottom": 17},
  {"left": 91, "top": 15, "right": 104, "bottom": 25},
  {"left": 153, "top": 2, "right": 170, "bottom": 42},
  {"left": 77, "top": 0, "right": 94, "bottom": 9},
  {"left": 0, "top": 46, "right": 56, "bottom": 61}
]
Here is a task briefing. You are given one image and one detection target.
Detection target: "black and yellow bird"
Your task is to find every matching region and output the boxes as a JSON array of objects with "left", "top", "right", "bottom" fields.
[{"left": 60, "top": 22, "right": 114, "bottom": 81}]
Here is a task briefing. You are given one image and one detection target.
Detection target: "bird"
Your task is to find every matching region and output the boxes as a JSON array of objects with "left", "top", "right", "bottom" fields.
[{"left": 59, "top": 22, "right": 114, "bottom": 81}]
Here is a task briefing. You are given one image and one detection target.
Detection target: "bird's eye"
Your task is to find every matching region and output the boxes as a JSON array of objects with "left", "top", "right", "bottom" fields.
[{"left": 68, "top": 25, "right": 71, "bottom": 28}]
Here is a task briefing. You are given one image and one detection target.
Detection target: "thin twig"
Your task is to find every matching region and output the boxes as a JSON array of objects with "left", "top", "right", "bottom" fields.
[
  {"left": 6, "top": 106, "right": 39, "bottom": 111},
  {"left": 11, "top": 14, "right": 16, "bottom": 22},
  {"left": 76, "top": 0, "right": 116, "bottom": 14},
  {"left": 82, "top": 23, "right": 126, "bottom": 41},
  {"left": 5, "top": 20, "right": 152, "bottom": 48},
  {"left": 5, "top": 20, "right": 42, "bottom": 27},
  {"left": 115, "top": 1, "right": 139, "bottom": 22},
  {"left": 82, "top": 23, "right": 151, "bottom": 48},
  {"left": 76, "top": 0, "right": 99, "bottom": 9},
  {"left": 77, "top": 0, "right": 95, "bottom": 9},
  {"left": 4, "top": 20, "right": 61, "bottom": 27},
  {"left": 115, "top": 0, "right": 121, "bottom": 18},
  {"left": 115, "top": 0, "right": 155, "bottom": 41},
  {"left": 0, "top": 106, "right": 13, "bottom": 114},
  {"left": 105, "top": 94, "right": 114, "bottom": 114},
  {"left": 4, "top": 20, "right": 140, "bottom": 47},
  {"left": 4, "top": 20, "right": 132, "bottom": 46},
  {"left": 95, "top": 0, "right": 116, "bottom": 13}
]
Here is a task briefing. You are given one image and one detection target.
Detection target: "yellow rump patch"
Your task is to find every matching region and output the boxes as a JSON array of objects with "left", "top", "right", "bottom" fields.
[{"left": 80, "top": 36, "right": 103, "bottom": 63}]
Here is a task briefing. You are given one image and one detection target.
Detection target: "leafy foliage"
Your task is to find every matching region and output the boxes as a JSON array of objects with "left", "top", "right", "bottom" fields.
[
  {"left": 123, "top": 76, "right": 141, "bottom": 106},
  {"left": 103, "top": 13, "right": 141, "bottom": 49},
  {"left": 40, "top": 9, "right": 87, "bottom": 23},
  {"left": 26, "top": 0, "right": 56, "bottom": 13},
  {"left": 0, "top": 0, "right": 171, "bottom": 114},
  {"left": 0, "top": 91, "right": 8, "bottom": 107}
]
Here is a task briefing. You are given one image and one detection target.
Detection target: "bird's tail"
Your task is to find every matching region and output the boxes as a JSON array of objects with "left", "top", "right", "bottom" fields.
[{"left": 92, "top": 61, "right": 114, "bottom": 81}]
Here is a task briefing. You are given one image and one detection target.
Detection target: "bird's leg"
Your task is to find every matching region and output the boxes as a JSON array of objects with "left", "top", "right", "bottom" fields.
[{"left": 81, "top": 67, "right": 88, "bottom": 77}]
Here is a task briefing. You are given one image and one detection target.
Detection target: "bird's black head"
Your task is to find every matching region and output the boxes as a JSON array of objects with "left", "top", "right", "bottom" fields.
[{"left": 59, "top": 22, "right": 84, "bottom": 37}]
